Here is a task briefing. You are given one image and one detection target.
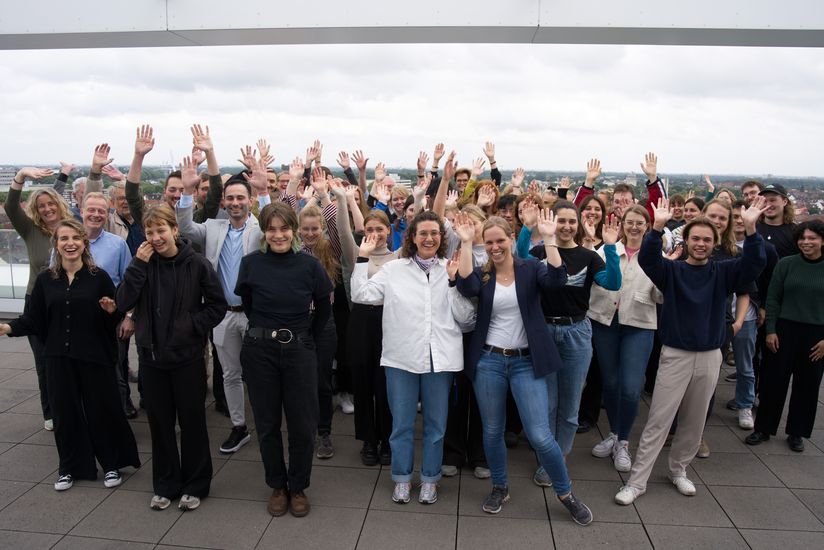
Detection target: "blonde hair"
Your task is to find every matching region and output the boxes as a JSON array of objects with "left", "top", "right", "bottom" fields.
[
  {"left": 299, "top": 205, "right": 340, "bottom": 283},
  {"left": 480, "top": 216, "right": 513, "bottom": 285},
  {"left": 25, "top": 188, "right": 73, "bottom": 235},
  {"left": 143, "top": 204, "right": 178, "bottom": 231}
]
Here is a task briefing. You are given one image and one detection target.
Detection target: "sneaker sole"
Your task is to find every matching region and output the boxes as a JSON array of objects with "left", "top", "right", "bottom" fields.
[
  {"left": 392, "top": 496, "right": 410, "bottom": 504},
  {"left": 219, "top": 433, "right": 251, "bottom": 454},
  {"left": 104, "top": 479, "right": 122, "bottom": 488},
  {"left": 151, "top": 499, "right": 171, "bottom": 511},
  {"left": 482, "top": 495, "right": 510, "bottom": 514},
  {"left": 54, "top": 483, "right": 73, "bottom": 491},
  {"left": 419, "top": 497, "right": 438, "bottom": 505},
  {"left": 179, "top": 499, "right": 201, "bottom": 511},
  {"left": 570, "top": 502, "right": 594, "bottom": 526}
]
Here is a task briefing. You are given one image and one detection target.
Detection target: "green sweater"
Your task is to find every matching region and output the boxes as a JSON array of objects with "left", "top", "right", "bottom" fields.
[
  {"left": 4, "top": 187, "right": 54, "bottom": 295},
  {"left": 765, "top": 253, "right": 824, "bottom": 334}
]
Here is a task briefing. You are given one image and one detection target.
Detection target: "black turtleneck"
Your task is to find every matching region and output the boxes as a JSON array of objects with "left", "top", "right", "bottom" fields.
[{"left": 235, "top": 248, "right": 333, "bottom": 336}]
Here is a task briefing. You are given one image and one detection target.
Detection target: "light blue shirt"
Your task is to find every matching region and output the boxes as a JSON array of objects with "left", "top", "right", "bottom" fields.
[
  {"left": 89, "top": 230, "right": 131, "bottom": 286},
  {"left": 218, "top": 222, "right": 246, "bottom": 306}
]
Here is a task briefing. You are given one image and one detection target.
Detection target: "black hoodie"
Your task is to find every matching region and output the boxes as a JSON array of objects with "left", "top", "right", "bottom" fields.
[{"left": 117, "top": 238, "right": 227, "bottom": 368}]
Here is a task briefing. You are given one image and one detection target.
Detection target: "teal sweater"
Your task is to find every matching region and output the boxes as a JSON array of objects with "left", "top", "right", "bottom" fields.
[{"left": 765, "top": 254, "right": 824, "bottom": 334}]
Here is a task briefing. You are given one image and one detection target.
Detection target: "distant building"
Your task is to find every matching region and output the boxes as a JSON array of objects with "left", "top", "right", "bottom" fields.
[{"left": 625, "top": 173, "right": 637, "bottom": 187}]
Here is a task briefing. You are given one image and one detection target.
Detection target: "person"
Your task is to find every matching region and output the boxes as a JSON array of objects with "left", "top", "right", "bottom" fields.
[
  {"left": 740, "top": 180, "right": 764, "bottom": 207},
  {"left": 756, "top": 183, "right": 798, "bottom": 258},
  {"left": 746, "top": 220, "right": 824, "bottom": 452},
  {"left": 666, "top": 194, "right": 686, "bottom": 231},
  {"left": 176, "top": 125, "right": 265, "bottom": 456},
  {"left": 614, "top": 197, "right": 766, "bottom": 505},
  {"left": 670, "top": 197, "right": 705, "bottom": 247},
  {"left": 5, "top": 166, "right": 75, "bottom": 431},
  {"left": 454, "top": 212, "right": 593, "bottom": 525},
  {"left": 588, "top": 206, "right": 661, "bottom": 472},
  {"left": 351, "top": 209, "right": 475, "bottom": 506},
  {"left": 117, "top": 204, "right": 226, "bottom": 511},
  {"left": 235, "top": 201, "right": 333, "bottom": 518},
  {"left": 0, "top": 219, "right": 140, "bottom": 491},
  {"left": 69, "top": 177, "right": 87, "bottom": 220}
]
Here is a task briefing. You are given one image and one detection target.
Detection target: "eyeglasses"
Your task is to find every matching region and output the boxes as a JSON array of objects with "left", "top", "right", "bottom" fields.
[{"left": 623, "top": 221, "right": 647, "bottom": 227}]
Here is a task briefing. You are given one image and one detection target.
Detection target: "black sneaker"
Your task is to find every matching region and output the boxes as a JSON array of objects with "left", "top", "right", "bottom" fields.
[
  {"left": 788, "top": 435, "right": 804, "bottom": 452},
  {"left": 360, "top": 442, "right": 378, "bottom": 466},
  {"left": 316, "top": 433, "right": 334, "bottom": 459},
  {"left": 124, "top": 400, "right": 138, "bottom": 420},
  {"left": 481, "top": 485, "right": 510, "bottom": 514},
  {"left": 726, "top": 399, "right": 739, "bottom": 411},
  {"left": 378, "top": 442, "right": 392, "bottom": 465},
  {"left": 559, "top": 493, "right": 593, "bottom": 526},
  {"left": 219, "top": 426, "right": 251, "bottom": 454}
]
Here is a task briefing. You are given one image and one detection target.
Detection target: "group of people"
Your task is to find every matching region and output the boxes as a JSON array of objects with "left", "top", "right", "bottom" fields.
[{"left": 2, "top": 128, "right": 822, "bottom": 526}]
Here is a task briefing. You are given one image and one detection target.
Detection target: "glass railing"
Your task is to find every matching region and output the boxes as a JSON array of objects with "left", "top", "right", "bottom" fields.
[{"left": 0, "top": 229, "right": 30, "bottom": 299}]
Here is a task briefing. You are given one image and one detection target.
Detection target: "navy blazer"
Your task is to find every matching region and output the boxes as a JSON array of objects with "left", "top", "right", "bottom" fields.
[{"left": 456, "top": 256, "right": 567, "bottom": 381}]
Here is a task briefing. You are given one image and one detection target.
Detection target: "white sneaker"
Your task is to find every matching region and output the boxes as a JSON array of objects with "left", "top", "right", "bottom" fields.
[
  {"left": 612, "top": 440, "right": 632, "bottom": 472},
  {"left": 441, "top": 465, "right": 458, "bottom": 477},
  {"left": 615, "top": 485, "right": 645, "bottom": 505},
  {"left": 339, "top": 393, "right": 355, "bottom": 415},
  {"left": 473, "top": 466, "right": 491, "bottom": 479},
  {"left": 44, "top": 419, "right": 54, "bottom": 431},
  {"left": 392, "top": 482, "right": 411, "bottom": 504},
  {"left": 150, "top": 495, "right": 171, "bottom": 510},
  {"left": 670, "top": 476, "right": 697, "bottom": 496},
  {"left": 103, "top": 470, "right": 122, "bottom": 488},
  {"left": 54, "top": 474, "right": 73, "bottom": 491},
  {"left": 738, "top": 408, "right": 754, "bottom": 430},
  {"left": 592, "top": 432, "right": 618, "bottom": 458},
  {"left": 418, "top": 482, "right": 438, "bottom": 504},
  {"left": 178, "top": 495, "right": 201, "bottom": 510}
]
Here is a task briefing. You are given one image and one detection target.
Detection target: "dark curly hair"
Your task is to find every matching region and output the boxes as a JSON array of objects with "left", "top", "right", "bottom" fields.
[{"left": 400, "top": 210, "right": 447, "bottom": 259}]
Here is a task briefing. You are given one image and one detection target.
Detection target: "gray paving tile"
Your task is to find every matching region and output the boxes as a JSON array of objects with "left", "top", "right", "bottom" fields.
[
  {"left": 546, "top": 480, "right": 640, "bottom": 524},
  {"left": 740, "top": 528, "right": 824, "bottom": 549},
  {"left": 0, "top": 338, "right": 37, "bottom": 353},
  {"left": 357, "top": 509, "right": 455, "bottom": 550},
  {"left": 743, "top": 432, "right": 824, "bottom": 456},
  {"left": 0, "top": 484, "right": 109, "bottom": 534},
  {"left": 312, "top": 434, "right": 378, "bottom": 470},
  {"left": 0, "top": 529, "right": 61, "bottom": 548},
  {"left": 330, "top": 409, "right": 356, "bottom": 436},
  {"left": 0, "top": 442, "right": 58, "bottom": 482},
  {"left": 564, "top": 448, "right": 623, "bottom": 482},
  {"left": 0, "top": 387, "right": 38, "bottom": 413},
  {"left": 618, "top": 449, "right": 701, "bottom": 486},
  {"left": 1, "top": 369, "right": 41, "bottom": 390},
  {"left": 645, "top": 525, "right": 748, "bottom": 549},
  {"left": 0, "top": 367, "right": 27, "bottom": 382},
  {"left": 0, "top": 412, "right": 43, "bottom": 443},
  {"left": 632, "top": 482, "right": 733, "bottom": 527},
  {"left": 23, "top": 427, "right": 60, "bottom": 446},
  {"left": 456, "top": 515, "right": 553, "bottom": 550},
  {"left": 760, "top": 455, "right": 824, "bottom": 489},
  {"left": 0, "top": 353, "right": 37, "bottom": 369},
  {"left": 691, "top": 452, "right": 782, "bottom": 487},
  {"left": 52, "top": 535, "right": 156, "bottom": 549},
  {"left": 0, "top": 479, "right": 35, "bottom": 512},
  {"left": 257, "top": 504, "right": 365, "bottom": 550},
  {"left": 0, "top": 442, "right": 12, "bottom": 455},
  {"left": 159, "top": 496, "right": 272, "bottom": 549},
  {"left": 371, "top": 468, "right": 457, "bottom": 515},
  {"left": 700, "top": 424, "right": 753, "bottom": 453},
  {"left": 207, "top": 459, "right": 271, "bottom": 502},
  {"left": 70, "top": 489, "right": 182, "bottom": 543},
  {"left": 310, "top": 465, "right": 379, "bottom": 510},
  {"left": 459, "top": 473, "right": 548, "bottom": 520},
  {"left": 117, "top": 458, "right": 153, "bottom": 494},
  {"left": 710, "top": 486, "right": 824, "bottom": 531},
  {"left": 551, "top": 521, "right": 651, "bottom": 549},
  {"left": 792, "top": 489, "right": 824, "bottom": 523},
  {"left": 7, "top": 394, "right": 46, "bottom": 415}
]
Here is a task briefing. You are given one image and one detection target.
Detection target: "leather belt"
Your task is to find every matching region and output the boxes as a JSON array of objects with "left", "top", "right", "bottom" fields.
[
  {"left": 246, "top": 326, "right": 309, "bottom": 344},
  {"left": 483, "top": 345, "right": 531, "bottom": 357},
  {"left": 544, "top": 315, "right": 586, "bottom": 326},
  {"left": 227, "top": 305, "right": 244, "bottom": 313}
]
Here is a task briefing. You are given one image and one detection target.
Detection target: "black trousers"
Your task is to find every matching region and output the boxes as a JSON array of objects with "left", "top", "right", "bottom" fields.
[
  {"left": 332, "top": 283, "right": 353, "bottom": 394},
  {"left": 24, "top": 294, "right": 50, "bottom": 420},
  {"left": 578, "top": 348, "right": 603, "bottom": 426},
  {"left": 443, "top": 331, "right": 487, "bottom": 468},
  {"left": 315, "top": 316, "right": 338, "bottom": 435},
  {"left": 755, "top": 319, "right": 824, "bottom": 438},
  {"left": 209, "top": 330, "right": 225, "bottom": 403},
  {"left": 241, "top": 333, "right": 318, "bottom": 492},
  {"left": 47, "top": 357, "right": 140, "bottom": 479},
  {"left": 115, "top": 331, "right": 131, "bottom": 410},
  {"left": 348, "top": 304, "right": 392, "bottom": 446},
  {"left": 142, "top": 359, "right": 212, "bottom": 499}
]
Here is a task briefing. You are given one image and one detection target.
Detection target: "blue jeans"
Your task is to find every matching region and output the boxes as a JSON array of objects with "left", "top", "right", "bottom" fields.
[
  {"left": 385, "top": 367, "right": 453, "bottom": 483},
  {"left": 473, "top": 350, "right": 571, "bottom": 495},
  {"left": 546, "top": 318, "right": 593, "bottom": 455},
  {"left": 592, "top": 317, "right": 655, "bottom": 441},
  {"left": 733, "top": 319, "right": 757, "bottom": 409}
]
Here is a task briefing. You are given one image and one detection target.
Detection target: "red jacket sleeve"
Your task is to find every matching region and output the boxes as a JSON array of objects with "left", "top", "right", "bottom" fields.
[
  {"left": 644, "top": 178, "right": 667, "bottom": 220},
  {"left": 572, "top": 185, "right": 594, "bottom": 207}
]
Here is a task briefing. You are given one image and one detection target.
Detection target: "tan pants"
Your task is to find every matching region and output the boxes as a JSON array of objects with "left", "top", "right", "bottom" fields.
[{"left": 627, "top": 345, "right": 721, "bottom": 490}]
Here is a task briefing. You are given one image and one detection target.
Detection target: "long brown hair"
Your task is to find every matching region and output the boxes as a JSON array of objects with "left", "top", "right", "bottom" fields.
[
  {"left": 364, "top": 210, "right": 391, "bottom": 249},
  {"left": 49, "top": 219, "right": 97, "bottom": 279},
  {"left": 472, "top": 179, "right": 500, "bottom": 215},
  {"left": 400, "top": 210, "right": 447, "bottom": 259},
  {"left": 259, "top": 202, "right": 301, "bottom": 253},
  {"left": 26, "top": 188, "right": 73, "bottom": 235},
  {"left": 621, "top": 204, "right": 651, "bottom": 245},
  {"left": 299, "top": 205, "right": 340, "bottom": 283},
  {"left": 703, "top": 199, "right": 738, "bottom": 257}
]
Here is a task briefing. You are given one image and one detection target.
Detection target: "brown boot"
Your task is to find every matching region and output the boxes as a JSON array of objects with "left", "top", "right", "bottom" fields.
[
  {"left": 289, "top": 490, "right": 310, "bottom": 517},
  {"left": 267, "top": 489, "right": 288, "bottom": 517}
]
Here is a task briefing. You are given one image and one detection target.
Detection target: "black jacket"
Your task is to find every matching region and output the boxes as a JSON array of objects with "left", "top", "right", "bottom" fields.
[{"left": 117, "top": 239, "right": 227, "bottom": 368}]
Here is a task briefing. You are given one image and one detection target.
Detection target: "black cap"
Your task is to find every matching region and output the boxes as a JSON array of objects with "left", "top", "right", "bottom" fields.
[{"left": 759, "top": 183, "right": 788, "bottom": 198}]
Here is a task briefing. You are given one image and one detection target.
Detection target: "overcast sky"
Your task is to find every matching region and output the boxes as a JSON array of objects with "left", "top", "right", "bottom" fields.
[{"left": 0, "top": 43, "right": 822, "bottom": 177}]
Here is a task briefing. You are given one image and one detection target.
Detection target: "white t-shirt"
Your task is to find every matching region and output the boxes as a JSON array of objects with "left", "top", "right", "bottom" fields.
[{"left": 486, "top": 282, "right": 529, "bottom": 349}]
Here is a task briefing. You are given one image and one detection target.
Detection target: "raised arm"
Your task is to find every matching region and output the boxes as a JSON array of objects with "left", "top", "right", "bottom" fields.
[
  {"left": 432, "top": 150, "right": 456, "bottom": 219},
  {"left": 350, "top": 234, "right": 388, "bottom": 305},
  {"left": 592, "top": 215, "right": 622, "bottom": 290},
  {"left": 352, "top": 149, "right": 369, "bottom": 196},
  {"left": 330, "top": 180, "right": 358, "bottom": 267},
  {"left": 638, "top": 197, "right": 672, "bottom": 289},
  {"left": 572, "top": 158, "right": 600, "bottom": 206},
  {"left": 176, "top": 155, "right": 207, "bottom": 249},
  {"left": 346, "top": 185, "right": 365, "bottom": 233},
  {"left": 86, "top": 143, "right": 113, "bottom": 193},
  {"left": 412, "top": 173, "right": 431, "bottom": 214},
  {"left": 640, "top": 152, "right": 667, "bottom": 221},
  {"left": 483, "top": 141, "right": 502, "bottom": 187},
  {"left": 52, "top": 161, "right": 75, "bottom": 194},
  {"left": 5, "top": 167, "right": 55, "bottom": 235},
  {"left": 126, "top": 125, "right": 154, "bottom": 225},
  {"left": 337, "top": 151, "right": 360, "bottom": 187}
]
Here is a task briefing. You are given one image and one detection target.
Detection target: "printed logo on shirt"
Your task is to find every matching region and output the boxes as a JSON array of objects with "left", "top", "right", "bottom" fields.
[{"left": 566, "top": 266, "right": 588, "bottom": 287}]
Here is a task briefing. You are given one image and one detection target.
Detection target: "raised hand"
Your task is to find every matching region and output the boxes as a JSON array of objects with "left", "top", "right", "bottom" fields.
[
  {"left": 371, "top": 181, "right": 390, "bottom": 204},
  {"left": 651, "top": 197, "right": 672, "bottom": 231},
  {"left": 98, "top": 296, "right": 117, "bottom": 314},
  {"left": 237, "top": 145, "right": 256, "bottom": 169},
  {"left": 243, "top": 157, "right": 269, "bottom": 196},
  {"left": 471, "top": 157, "right": 486, "bottom": 178},
  {"left": 359, "top": 232, "right": 379, "bottom": 257},
  {"left": 476, "top": 185, "right": 495, "bottom": 208},
  {"left": 59, "top": 161, "right": 76, "bottom": 176},
  {"left": 135, "top": 241, "right": 155, "bottom": 262},
  {"left": 741, "top": 195, "right": 768, "bottom": 234},
  {"left": 445, "top": 189, "right": 459, "bottom": 207},
  {"left": 581, "top": 218, "right": 597, "bottom": 246},
  {"left": 417, "top": 151, "right": 429, "bottom": 173},
  {"left": 337, "top": 151, "right": 351, "bottom": 170},
  {"left": 101, "top": 164, "right": 125, "bottom": 182},
  {"left": 520, "top": 200, "right": 539, "bottom": 229},
  {"left": 433, "top": 143, "right": 445, "bottom": 164},
  {"left": 703, "top": 174, "right": 714, "bottom": 193},
  {"left": 640, "top": 152, "right": 658, "bottom": 182},
  {"left": 585, "top": 158, "right": 601, "bottom": 186},
  {"left": 328, "top": 178, "right": 346, "bottom": 200},
  {"left": 412, "top": 174, "right": 430, "bottom": 202},
  {"left": 190, "top": 124, "right": 213, "bottom": 153},
  {"left": 511, "top": 167, "right": 525, "bottom": 189},
  {"left": 559, "top": 176, "right": 571, "bottom": 190},
  {"left": 300, "top": 184, "right": 316, "bottom": 202},
  {"left": 528, "top": 180, "right": 541, "bottom": 195},
  {"left": 289, "top": 157, "right": 305, "bottom": 181},
  {"left": 313, "top": 139, "right": 323, "bottom": 165},
  {"left": 453, "top": 212, "right": 476, "bottom": 243},
  {"left": 664, "top": 244, "right": 683, "bottom": 260},
  {"left": 191, "top": 146, "right": 205, "bottom": 167},
  {"left": 257, "top": 138, "right": 271, "bottom": 161},
  {"left": 446, "top": 251, "right": 460, "bottom": 281},
  {"left": 602, "top": 214, "right": 621, "bottom": 245},
  {"left": 537, "top": 208, "right": 557, "bottom": 240},
  {"left": 179, "top": 156, "right": 200, "bottom": 194},
  {"left": 344, "top": 185, "right": 358, "bottom": 203},
  {"left": 310, "top": 167, "right": 329, "bottom": 196},
  {"left": 134, "top": 125, "right": 154, "bottom": 157},
  {"left": 441, "top": 151, "right": 457, "bottom": 183},
  {"left": 374, "top": 162, "right": 386, "bottom": 184},
  {"left": 92, "top": 143, "right": 114, "bottom": 172},
  {"left": 483, "top": 141, "right": 496, "bottom": 162},
  {"left": 305, "top": 142, "right": 320, "bottom": 166},
  {"left": 17, "top": 167, "right": 55, "bottom": 181},
  {"left": 352, "top": 149, "right": 368, "bottom": 172}
]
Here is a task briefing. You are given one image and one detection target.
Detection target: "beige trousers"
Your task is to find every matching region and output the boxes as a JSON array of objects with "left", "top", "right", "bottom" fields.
[{"left": 627, "top": 345, "right": 721, "bottom": 490}]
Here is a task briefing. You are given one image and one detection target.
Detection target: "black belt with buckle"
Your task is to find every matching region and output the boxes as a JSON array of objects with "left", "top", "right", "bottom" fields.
[
  {"left": 483, "top": 345, "right": 531, "bottom": 357},
  {"left": 227, "top": 305, "right": 244, "bottom": 313},
  {"left": 246, "top": 326, "right": 308, "bottom": 344},
  {"left": 544, "top": 315, "right": 586, "bottom": 326}
]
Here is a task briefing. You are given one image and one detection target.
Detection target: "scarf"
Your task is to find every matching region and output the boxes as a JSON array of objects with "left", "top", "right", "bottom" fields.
[{"left": 413, "top": 254, "right": 439, "bottom": 275}]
